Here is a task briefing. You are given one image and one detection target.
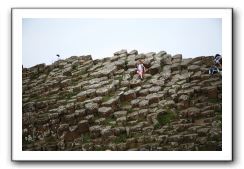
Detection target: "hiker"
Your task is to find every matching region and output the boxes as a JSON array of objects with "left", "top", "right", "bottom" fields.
[
  {"left": 214, "top": 54, "right": 222, "bottom": 68},
  {"left": 209, "top": 65, "right": 220, "bottom": 75},
  {"left": 136, "top": 60, "right": 146, "bottom": 80}
]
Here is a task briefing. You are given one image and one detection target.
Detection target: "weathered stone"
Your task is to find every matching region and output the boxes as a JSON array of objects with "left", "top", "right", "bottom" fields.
[
  {"left": 85, "top": 102, "right": 98, "bottom": 114},
  {"left": 149, "top": 63, "right": 161, "bottom": 75},
  {"left": 114, "top": 60, "right": 126, "bottom": 69},
  {"left": 127, "top": 112, "right": 138, "bottom": 121},
  {"left": 113, "top": 111, "right": 127, "bottom": 118},
  {"left": 114, "top": 49, "right": 127, "bottom": 56},
  {"left": 57, "top": 124, "right": 69, "bottom": 136},
  {"left": 135, "top": 54, "right": 146, "bottom": 60},
  {"left": 149, "top": 86, "right": 161, "bottom": 93},
  {"left": 200, "top": 110, "right": 215, "bottom": 117},
  {"left": 172, "top": 54, "right": 182, "bottom": 63},
  {"left": 76, "top": 120, "right": 89, "bottom": 133},
  {"left": 128, "top": 50, "right": 138, "bottom": 55},
  {"left": 23, "top": 102, "right": 36, "bottom": 112},
  {"left": 138, "top": 88, "right": 149, "bottom": 97},
  {"left": 188, "top": 65, "right": 200, "bottom": 72},
  {"left": 86, "top": 89, "right": 96, "bottom": 98},
  {"left": 131, "top": 99, "right": 140, "bottom": 108},
  {"left": 95, "top": 118, "right": 105, "bottom": 125},
  {"left": 89, "top": 77, "right": 108, "bottom": 84},
  {"left": 102, "top": 96, "right": 119, "bottom": 110},
  {"left": 189, "top": 56, "right": 203, "bottom": 64},
  {"left": 63, "top": 113, "right": 77, "bottom": 125},
  {"left": 98, "top": 107, "right": 113, "bottom": 117},
  {"left": 178, "top": 94, "right": 190, "bottom": 108},
  {"left": 60, "top": 79, "right": 71, "bottom": 88},
  {"left": 79, "top": 55, "right": 92, "bottom": 61},
  {"left": 168, "top": 135, "right": 183, "bottom": 142},
  {"left": 203, "top": 86, "right": 218, "bottom": 99},
  {"left": 84, "top": 114, "right": 95, "bottom": 123},
  {"left": 89, "top": 125, "right": 101, "bottom": 138},
  {"left": 127, "top": 60, "right": 137, "bottom": 69},
  {"left": 141, "top": 59, "right": 150, "bottom": 68},
  {"left": 101, "top": 126, "right": 113, "bottom": 137},
  {"left": 159, "top": 100, "right": 175, "bottom": 109},
  {"left": 182, "top": 134, "right": 198, "bottom": 143},
  {"left": 76, "top": 91, "right": 87, "bottom": 102},
  {"left": 197, "top": 128, "right": 210, "bottom": 136},
  {"left": 96, "top": 86, "right": 110, "bottom": 96},
  {"left": 180, "top": 107, "right": 201, "bottom": 118},
  {"left": 63, "top": 67, "right": 72, "bottom": 76},
  {"left": 101, "top": 65, "right": 117, "bottom": 77},
  {"left": 123, "top": 89, "right": 136, "bottom": 101},
  {"left": 130, "top": 79, "right": 141, "bottom": 88},
  {"left": 116, "top": 116, "right": 127, "bottom": 125},
  {"left": 138, "top": 109, "right": 148, "bottom": 118},
  {"left": 146, "top": 93, "right": 160, "bottom": 104},
  {"left": 162, "top": 54, "right": 172, "bottom": 65},
  {"left": 116, "top": 143, "right": 127, "bottom": 151},
  {"left": 138, "top": 99, "right": 149, "bottom": 108},
  {"left": 130, "top": 122, "right": 145, "bottom": 132}
]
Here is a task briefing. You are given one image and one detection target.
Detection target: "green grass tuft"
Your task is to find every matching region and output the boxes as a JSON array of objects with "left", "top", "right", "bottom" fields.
[
  {"left": 82, "top": 133, "right": 91, "bottom": 143},
  {"left": 114, "top": 133, "right": 127, "bottom": 144},
  {"left": 156, "top": 109, "right": 177, "bottom": 126}
]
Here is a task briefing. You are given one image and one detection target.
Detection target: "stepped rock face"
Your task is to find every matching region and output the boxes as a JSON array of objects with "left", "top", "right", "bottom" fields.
[{"left": 22, "top": 50, "right": 222, "bottom": 151}]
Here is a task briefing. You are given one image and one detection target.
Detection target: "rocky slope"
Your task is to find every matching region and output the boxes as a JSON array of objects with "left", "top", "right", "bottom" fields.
[{"left": 22, "top": 50, "right": 222, "bottom": 151}]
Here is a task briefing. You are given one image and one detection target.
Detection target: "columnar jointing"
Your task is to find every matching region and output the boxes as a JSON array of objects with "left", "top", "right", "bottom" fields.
[{"left": 22, "top": 49, "right": 222, "bottom": 151}]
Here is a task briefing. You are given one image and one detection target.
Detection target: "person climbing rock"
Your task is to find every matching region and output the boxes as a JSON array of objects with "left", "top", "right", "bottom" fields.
[
  {"left": 209, "top": 65, "right": 220, "bottom": 75},
  {"left": 136, "top": 60, "right": 146, "bottom": 80},
  {"left": 214, "top": 54, "right": 222, "bottom": 68}
]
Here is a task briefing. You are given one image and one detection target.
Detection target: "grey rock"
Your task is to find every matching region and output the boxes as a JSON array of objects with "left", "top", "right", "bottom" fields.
[
  {"left": 149, "top": 86, "right": 161, "bottom": 93},
  {"left": 77, "top": 120, "right": 89, "bottom": 133},
  {"left": 188, "top": 65, "right": 200, "bottom": 72},
  {"left": 139, "top": 99, "right": 149, "bottom": 108},
  {"left": 130, "top": 79, "right": 141, "bottom": 88},
  {"left": 135, "top": 54, "right": 146, "bottom": 60},
  {"left": 128, "top": 50, "right": 138, "bottom": 55},
  {"left": 85, "top": 102, "right": 98, "bottom": 114},
  {"left": 172, "top": 54, "right": 182, "bottom": 63},
  {"left": 123, "top": 89, "right": 136, "bottom": 101},
  {"left": 113, "top": 111, "right": 127, "bottom": 118},
  {"left": 127, "top": 112, "right": 139, "bottom": 121},
  {"left": 101, "top": 126, "right": 113, "bottom": 137},
  {"left": 114, "top": 49, "right": 127, "bottom": 56},
  {"left": 149, "top": 63, "right": 161, "bottom": 75},
  {"left": 96, "top": 86, "right": 110, "bottom": 96},
  {"left": 98, "top": 107, "right": 113, "bottom": 117},
  {"left": 162, "top": 54, "right": 172, "bottom": 65},
  {"left": 89, "top": 125, "right": 101, "bottom": 138},
  {"left": 146, "top": 93, "right": 160, "bottom": 104},
  {"left": 116, "top": 116, "right": 127, "bottom": 125}
]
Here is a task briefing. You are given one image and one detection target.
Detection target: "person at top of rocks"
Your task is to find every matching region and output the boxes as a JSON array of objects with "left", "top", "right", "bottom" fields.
[
  {"left": 214, "top": 54, "right": 222, "bottom": 68},
  {"left": 209, "top": 65, "right": 220, "bottom": 75},
  {"left": 136, "top": 60, "right": 146, "bottom": 80}
]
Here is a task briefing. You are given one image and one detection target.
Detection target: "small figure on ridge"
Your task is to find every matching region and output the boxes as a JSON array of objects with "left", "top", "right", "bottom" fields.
[
  {"left": 136, "top": 60, "right": 146, "bottom": 80},
  {"left": 214, "top": 54, "right": 222, "bottom": 68}
]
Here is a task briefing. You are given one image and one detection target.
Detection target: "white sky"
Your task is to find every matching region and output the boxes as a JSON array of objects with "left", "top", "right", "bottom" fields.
[{"left": 22, "top": 18, "right": 221, "bottom": 68}]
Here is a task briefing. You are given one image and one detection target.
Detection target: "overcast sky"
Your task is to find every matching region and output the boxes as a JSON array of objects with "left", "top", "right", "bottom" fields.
[{"left": 22, "top": 18, "right": 221, "bottom": 68}]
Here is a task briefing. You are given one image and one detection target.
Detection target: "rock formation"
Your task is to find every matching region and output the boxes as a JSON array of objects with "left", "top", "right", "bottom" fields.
[{"left": 22, "top": 50, "right": 222, "bottom": 151}]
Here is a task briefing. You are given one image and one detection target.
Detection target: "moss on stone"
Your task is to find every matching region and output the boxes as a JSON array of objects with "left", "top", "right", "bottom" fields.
[
  {"left": 82, "top": 133, "right": 91, "bottom": 143},
  {"left": 114, "top": 133, "right": 127, "bottom": 144},
  {"left": 157, "top": 109, "right": 177, "bottom": 126}
]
